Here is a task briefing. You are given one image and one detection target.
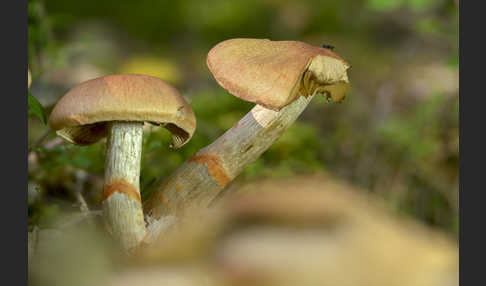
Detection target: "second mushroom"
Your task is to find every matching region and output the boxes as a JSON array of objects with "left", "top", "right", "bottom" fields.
[{"left": 144, "top": 38, "right": 350, "bottom": 220}]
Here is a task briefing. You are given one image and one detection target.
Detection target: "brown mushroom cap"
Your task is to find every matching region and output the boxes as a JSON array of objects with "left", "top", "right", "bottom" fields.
[
  {"left": 207, "top": 38, "right": 351, "bottom": 111},
  {"left": 49, "top": 74, "right": 196, "bottom": 148}
]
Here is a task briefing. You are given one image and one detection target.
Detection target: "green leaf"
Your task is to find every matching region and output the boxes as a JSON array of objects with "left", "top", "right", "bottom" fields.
[{"left": 28, "top": 91, "right": 47, "bottom": 125}]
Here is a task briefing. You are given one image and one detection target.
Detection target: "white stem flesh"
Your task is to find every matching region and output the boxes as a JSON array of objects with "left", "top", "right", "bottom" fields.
[{"left": 103, "top": 121, "right": 146, "bottom": 251}]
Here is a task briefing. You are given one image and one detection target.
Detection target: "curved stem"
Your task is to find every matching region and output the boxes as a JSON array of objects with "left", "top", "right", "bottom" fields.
[
  {"left": 103, "top": 121, "right": 146, "bottom": 251},
  {"left": 144, "top": 95, "right": 315, "bottom": 220}
]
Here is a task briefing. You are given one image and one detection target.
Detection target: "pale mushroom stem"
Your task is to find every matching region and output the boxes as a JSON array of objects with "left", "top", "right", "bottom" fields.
[
  {"left": 103, "top": 121, "right": 146, "bottom": 251},
  {"left": 144, "top": 94, "right": 315, "bottom": 221}
]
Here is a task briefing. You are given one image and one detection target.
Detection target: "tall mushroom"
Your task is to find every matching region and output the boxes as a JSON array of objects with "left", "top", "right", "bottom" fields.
[
  {"left": 144, "top": 38, "right": 350, "bottom": 221},
  {"left": 49, "top": 74, "right": 196, "bottom": 250}
]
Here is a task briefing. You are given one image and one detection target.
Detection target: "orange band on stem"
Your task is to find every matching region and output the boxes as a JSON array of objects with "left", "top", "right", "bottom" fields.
[
  {"left": 189, "top": 154, "right": 231, "bottom": 187},
  {"left": 103, "top": 179, "right": 141, "bottom": 203}
]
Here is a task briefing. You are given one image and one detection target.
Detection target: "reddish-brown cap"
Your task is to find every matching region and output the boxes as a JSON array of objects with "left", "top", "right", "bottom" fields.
[
  {"left": 49, "top": 74, "right": 196, "bottom": 148},
  {"left": 207, "top": 38, "right": 351, "bottom": 111}
]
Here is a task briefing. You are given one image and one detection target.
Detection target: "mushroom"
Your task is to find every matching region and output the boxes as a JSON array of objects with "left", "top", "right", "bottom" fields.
[
  {"left": 49, "top": 74, "right": 196, "bottom": 250},
  {"left": 144, "top": 38, "right": 350, "bottom": 221},
  {"left": 207, "top": 38, "right": 350, "bottom": 111}
]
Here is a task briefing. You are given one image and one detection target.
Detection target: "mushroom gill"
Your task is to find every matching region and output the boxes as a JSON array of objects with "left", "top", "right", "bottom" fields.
[{"left": 298, "top": 55, "right": 350, "bottom": 103}]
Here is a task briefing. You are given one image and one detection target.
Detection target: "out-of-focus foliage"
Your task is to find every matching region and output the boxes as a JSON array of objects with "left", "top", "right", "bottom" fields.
[
  {"left": 366, "top": 0, "right": 440, "bottom": 12},
  {"left": 28, "top": 0, "right": 458, "bottom": 237},
  {"left": 118, "top": 56, "right": 183, "bottom": 84},
  {"left": 28, "top": 0, "right": 51, "bottom": 67}
]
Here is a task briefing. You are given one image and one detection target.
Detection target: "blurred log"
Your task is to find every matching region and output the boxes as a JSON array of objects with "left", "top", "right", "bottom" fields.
[
  {"left": 28, "top": 226, "right": 113, "bottom": 286},
  {"left": 106, "top": 267, "right": 222, "bottom": 286},
  {"left": 29, "top": 174, "right": 457, "bottom": 286},
  {"left": 137, "top": 174, "right": 458, "bottom": 286}
]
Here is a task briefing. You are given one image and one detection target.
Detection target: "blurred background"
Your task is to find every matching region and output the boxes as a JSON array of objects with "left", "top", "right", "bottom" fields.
[{"left": 28, "top": 0, "right": 458, "bottom": 240}]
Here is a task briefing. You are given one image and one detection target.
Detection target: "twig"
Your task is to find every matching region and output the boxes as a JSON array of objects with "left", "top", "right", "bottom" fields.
[{"left": 73, "top": 170, "right": 90, "bottom": 213}]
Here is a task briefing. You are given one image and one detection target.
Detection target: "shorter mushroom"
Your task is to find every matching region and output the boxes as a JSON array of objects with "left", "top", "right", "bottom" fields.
[{"left": 49, "top": 74, "right": 196, "bottom": 250}]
